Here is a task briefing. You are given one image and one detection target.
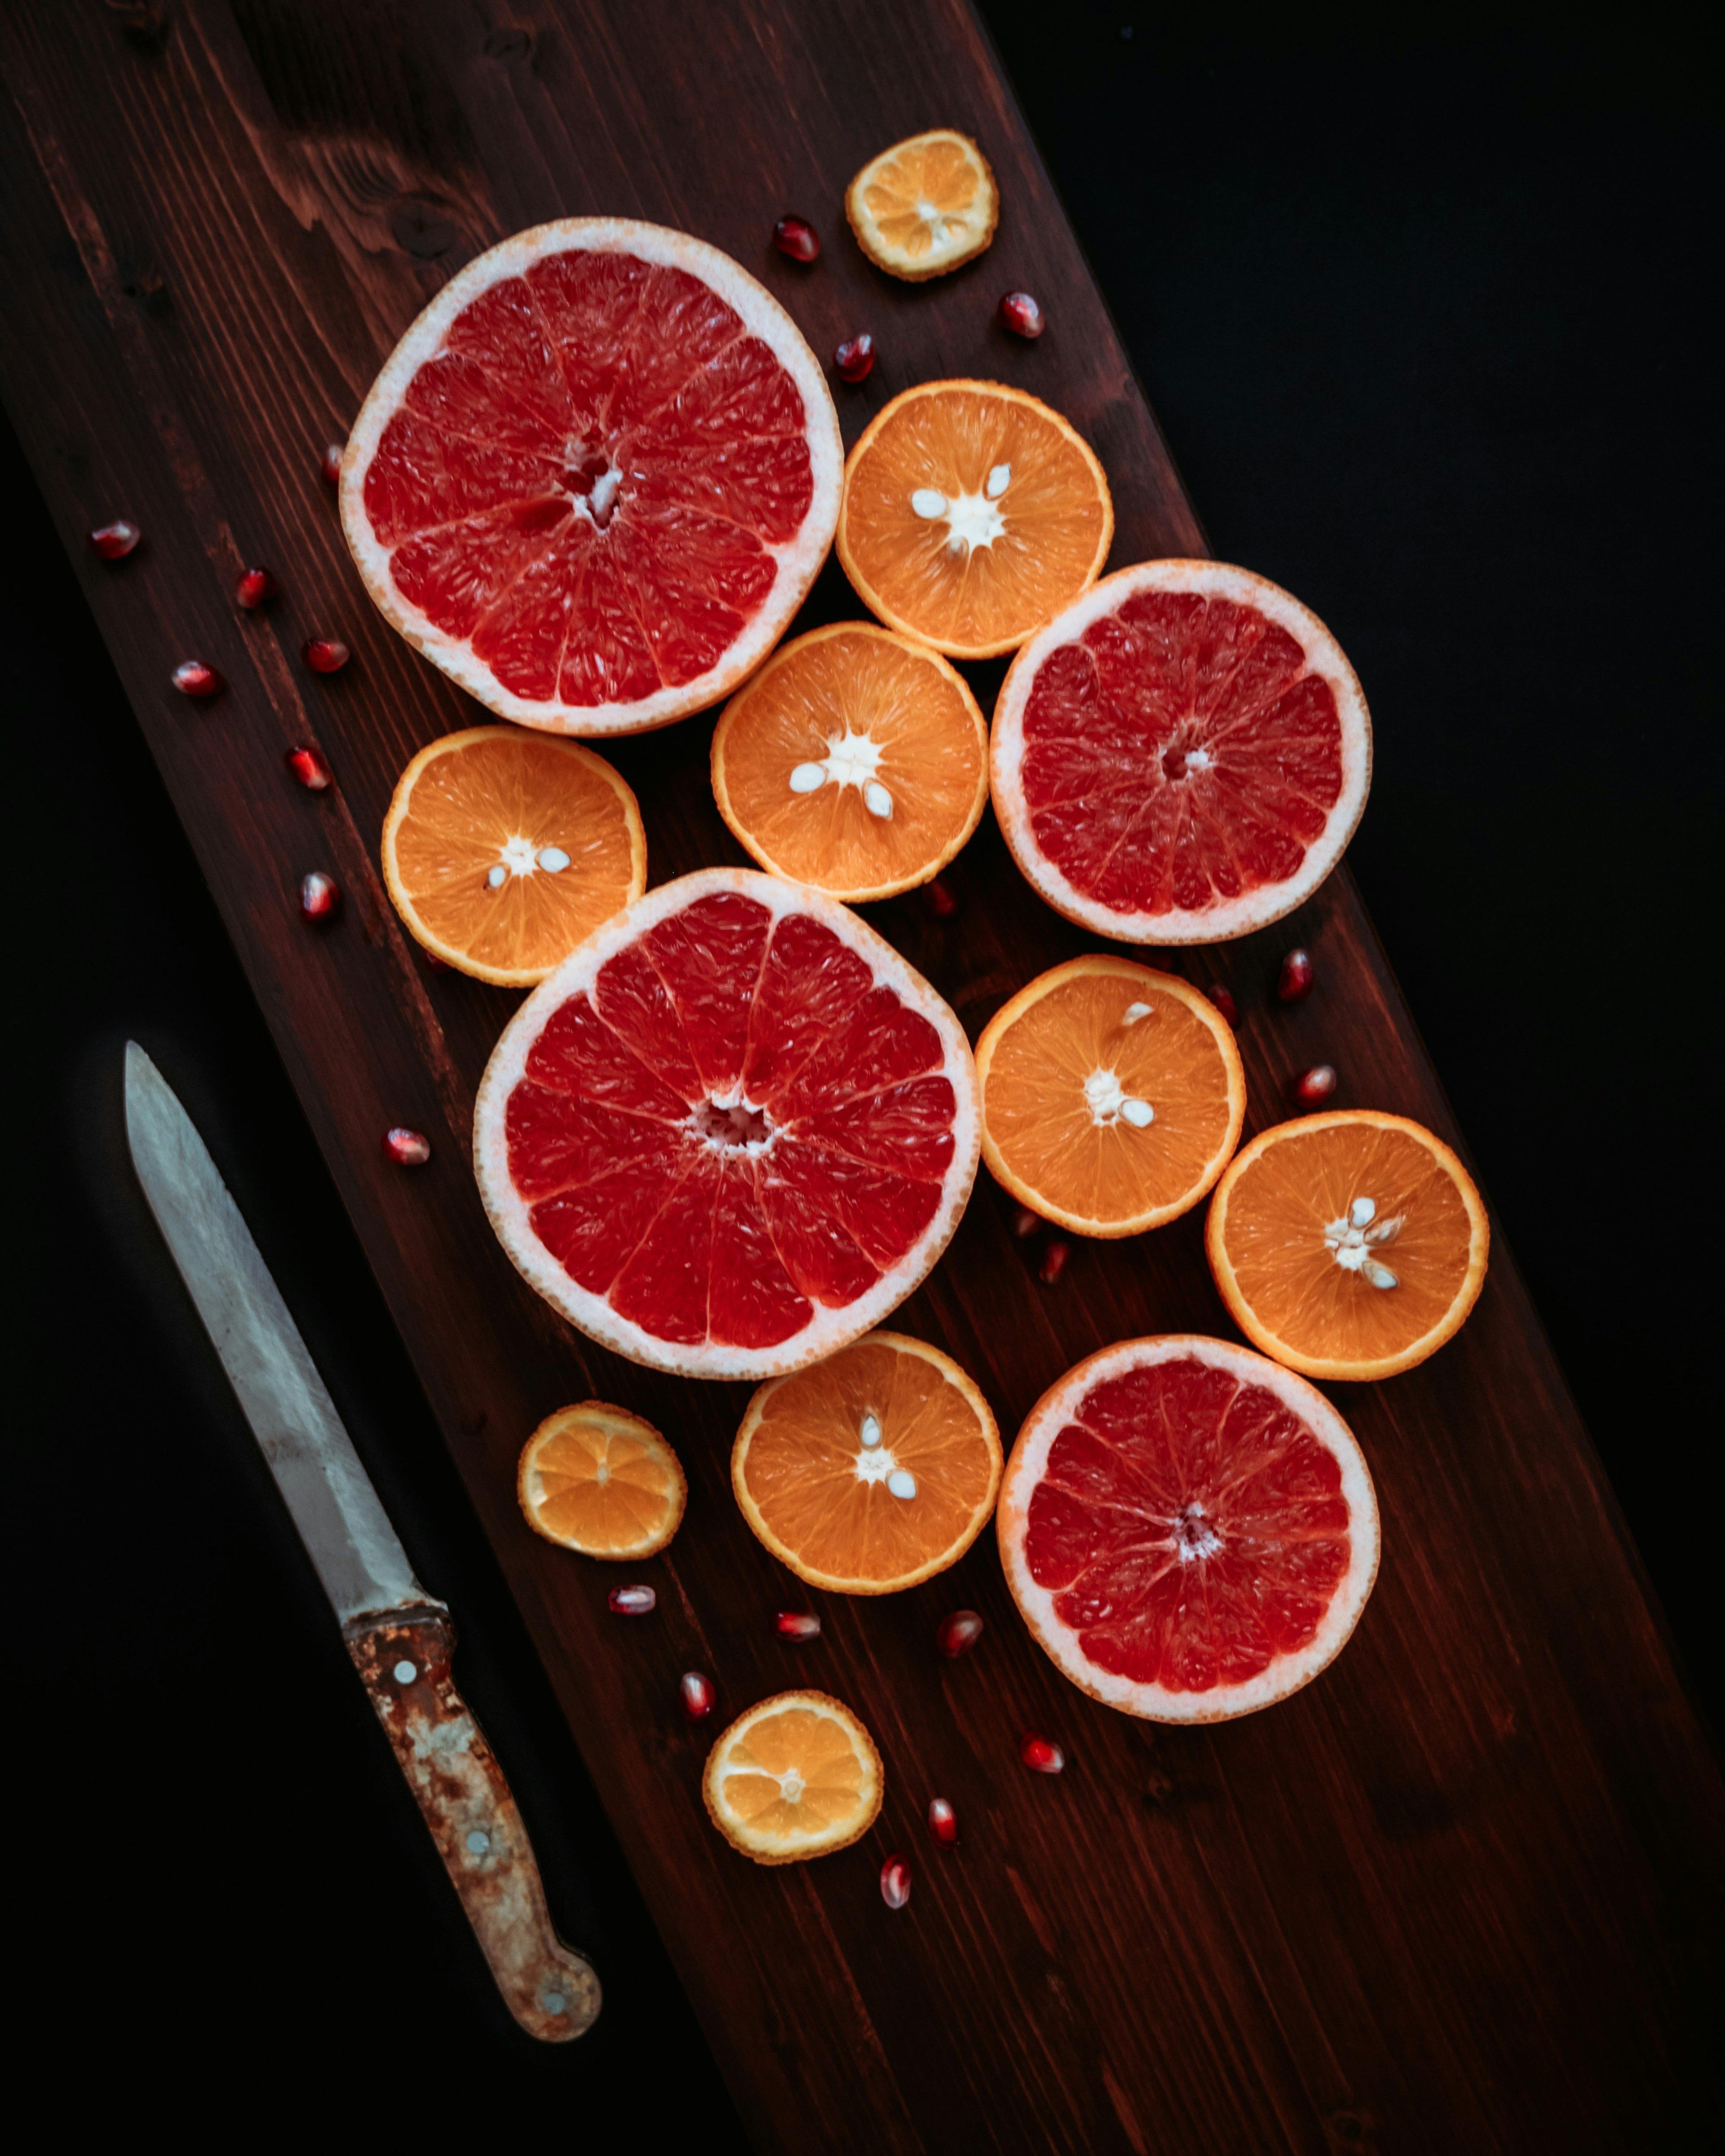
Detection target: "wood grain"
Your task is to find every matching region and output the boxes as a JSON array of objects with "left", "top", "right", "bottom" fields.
[{"left": 2, "top": 3, "right": 1719, "bottom": 2146}]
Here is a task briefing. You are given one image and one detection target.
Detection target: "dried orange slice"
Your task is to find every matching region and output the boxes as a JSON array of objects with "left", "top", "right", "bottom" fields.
[
  {"left": 836, "top": 381, "right": 1113, "bottom": 660},
  {"left": 517, "top": 1401, "right": 686, "bottom": 1558},
  {"left": 976, "top": 958, "right": 1245, "bottom": 1237},
  {"left": 845, "top": 129, "right": 999, "bottom": 281},
  {"left": 703, "top": 1690, "right": 883, "bottom": 1864},
  {"left": 383, "top": 725, "right": 646, "bottom": 985},
  {"left": 710, "top": 623, "right": 988, "bottom": 901},
  {"left": 732, "top": 1330, "right": 1001, "bottom": 1593},
  {"left": 1206, "top": 1110, "right": 1490, "bottom": 1381}
]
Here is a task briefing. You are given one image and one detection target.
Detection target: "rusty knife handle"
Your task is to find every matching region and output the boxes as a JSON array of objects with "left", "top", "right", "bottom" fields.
[{"left": 344, "top": 1606, "right": 601, "bottom": 2042}]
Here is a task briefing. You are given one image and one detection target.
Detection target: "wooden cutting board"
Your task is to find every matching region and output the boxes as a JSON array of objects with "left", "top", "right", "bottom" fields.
[{"left": 3, "top": 4, "right": 1718, "bottom": 2146}]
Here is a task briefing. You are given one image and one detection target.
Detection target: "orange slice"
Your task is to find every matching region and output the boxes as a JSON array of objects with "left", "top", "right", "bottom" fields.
[
  {"left": 703, "top": 1690, "right": 883, "bottom": 1864},
  {"left": 836, "top": 380, "right": 1113, "bottom": 660},
  {"left": 710, "top": 623, "right": 988, "bottom": 901},
  {"left": 517, "top": 1401, "right": 686, "bottom": 1558},
  {"left": 976, "top": 958, "right": 1245, "bottom": 1237},
  {"left": 383, "top": 725, "right": 646, "bottom": 985},
  {"left": 1206, "top": 1110, "right": 1490, "bottom": 1381},
  {"left": 845, "top": 129, "right": 999, "bottom": 281},
  {"left": 732, "top": 1330, "right": 1001, "bottom": 1594}
]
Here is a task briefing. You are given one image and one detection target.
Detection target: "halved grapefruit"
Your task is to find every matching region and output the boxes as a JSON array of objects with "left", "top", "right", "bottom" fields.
[
  {"left": 473, "top": 869, "right": 981, "bottom": 1378},
  {"left": 991, "top": 561, "right": 1372, "bottom": 942},
  {"left": 998, "top": 1334, "right": 1379, "bottom": 1722},
  {"left": 341, "top": 218, "right": 843, "bottom": 737}
]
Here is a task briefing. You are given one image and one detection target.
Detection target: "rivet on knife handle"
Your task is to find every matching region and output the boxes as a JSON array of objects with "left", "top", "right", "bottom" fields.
[{"left": 345, "top": 1605, "right": 601, "bottom": 2042}]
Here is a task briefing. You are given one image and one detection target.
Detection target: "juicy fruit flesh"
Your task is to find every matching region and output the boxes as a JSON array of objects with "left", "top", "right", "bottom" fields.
[
  {"left": 525, "top": 1409, "right": 678, "bottom": 1551},
  {"left": 1024, "top": 1355, "right": 1351, "bottom": 1692},
  {"left": 504, "top": 891, "right": 959, "bottom": 1351},
  {"left": 716, "top": 1705, "right": 870, "bottom": 1844},
  {"left": 858, "top": 137, "right": 991, "bottom": 266},
  {"left": 363, "top": 248, "right": 814, "bottom": 707},
  {"left": 1021, "top": 589, "right": 1344, "bottom": 917}
]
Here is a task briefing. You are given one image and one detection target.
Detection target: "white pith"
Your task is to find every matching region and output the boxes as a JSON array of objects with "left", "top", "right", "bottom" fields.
[
  {"left": 990, "top": 560, "right": 1374, "bottom": 944},
  {"left": 340, "top": 217, "right": 844, "bottom": 739},
  {"left": 997, "top": 1334, "right": 1380, "bottom": 1723}
]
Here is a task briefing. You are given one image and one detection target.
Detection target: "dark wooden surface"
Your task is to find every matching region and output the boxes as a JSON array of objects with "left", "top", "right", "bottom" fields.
[{"left": 3, "top": 4, "right": 1719, "bottom": 2147}]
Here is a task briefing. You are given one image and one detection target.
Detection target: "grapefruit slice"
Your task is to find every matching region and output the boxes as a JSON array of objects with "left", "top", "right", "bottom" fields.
[
  {"left": 845, "top": 130, "right": 999, "bottom": 281},
  {"left": 703, "top": 1691, "right": 883, "bottom": 1864},
  {"left": 991, "top": 560, "right": 1372, "bottom": 942},
  {"left": 473, "top": 868, "right": 981, "bottom": 1379},
  {"left": 517, "top": 1401, "right": 686, "bottom": 1559},
  {"left": 998, "top": 1334, "right": 1379, "bottom": 1722},
  {"left": 341, "top": 218, "right": 843, "bottom": 738},
  {"left": 1207, "top": 1110, "right": 1490, "bottom": 1380}
]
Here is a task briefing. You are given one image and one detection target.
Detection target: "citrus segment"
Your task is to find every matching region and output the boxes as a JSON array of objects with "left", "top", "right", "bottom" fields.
[
  {"left": 1206, "top": 1110, "right": 1489, "bottom": 1380},
  {"left": 836, "top": 381, "right": 1112, "bottom": 660},
  {"left": 711, "top": 623, "right": 988, "bottom": 901},
  {"left": 976, "top": 958, "right": 1245, "bottom": 1237},
  {"left": 998, "top": 1334, "right": 1379, "bottom": 1722},
  {"left": 703, "top": 1690, "right": 883, "bottom": 1864},
  {"left": 473, "top": 869, "right": 981, "bottom": 1379},
  {"left": 341, "top": 218, "right": 842, "bottom": 737},
  {"left": 517, "top": 1401, "right": 685, "bottom": 1558},
  {"left": 382, "top": 725, "right": 646, "bottom": 985},
  {"left": 845, "top": 130, "right": 999, "bottom": 281},
  {"left": 732, "top": 1330, "right": 1001, "bottom": 1593},
  {"left": 991, "top": 560, "right": 1372, "bottom": 942}
]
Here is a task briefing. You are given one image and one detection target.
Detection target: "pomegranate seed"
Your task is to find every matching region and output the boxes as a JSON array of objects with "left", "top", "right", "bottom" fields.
[
  {"left": 1208, "top": 984, "right": 1239, "bottom": 1026},
  {"left": 1295, "top": 1063, "right": 1337, "bottom": 1106},
  {"left": 924, "top": 875, "right": 957, "bottom": 919},
  {"left": 302, "top": 637, "right": 350, "bottom": 674},
  {"left": 383, "top": 1127, "right": 431, "bottom": 1167},
  {"left": 998, "top": 290, "right": 1045, "bottom": 339},
  {"left": 927, "top": 1797, "right": 959, "bottom": 1846},
  {"left": 1020, "top": 1733, "right": 1065, "bottom": 1775},
  {"left": 171, "top": 660, "right": 224, "bottom": 699},
  {"left": 234, "top": 566, "right": 277, "bottom": 610},
  {"left": 679, "top": 1670, "right": 715, "bottom": 1719},
  {"left": 880, "top": 1853, "right": 911, "bottom": 1910},
  {"left": 1277, "top": 948, "right": 1315, "bottom": 1002},
  {"left": 607, "top": 1584, "right": 656, "bottom": 1616},
  {"left": 284, "top": 743, "right": 332, "bottom": 791},
  {"left": 773, "top": 1609, "right": 821, "bottom": 1642},
  {"left": 299, "top": 870, "right": 340, "bottom": 922},
  {"left": 773, "top": 214, "right": 819, "bottom": 263},
  {"left": 88, "top": 518, "right": 142, "bottom": 561},
  {"left": 1011, "top": 1205, "right": 1041, "bottom": 1240},
  {"left": 1038, "top": 1238, "right": 1070, "bottom": 1286},
  {"left": 834, "top": 333, "right": 876, "bottom": 384},
  {"left": 935, "top": 1608, "right": 984, "bottom": 1659},
  {"left": 422, "top": 949, "right": 452, "bottom": 971},
  {"left": 318, "top": 442, "right": 345, "bottom": 486}
]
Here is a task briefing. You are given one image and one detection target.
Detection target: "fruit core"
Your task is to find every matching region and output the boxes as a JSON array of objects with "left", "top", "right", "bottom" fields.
[
  {"left": 850, "top": 1408, "right": 917, "bottom": 1499},
  {"left": 911, "top": 462, "right": 1011, "bottom": 554},
  {"left": 562, "top": 444, "right": 624, "bottom": 529},
  {"left": 1323, "top": 1194, "right": 1402, "bottom": 1290},
  {"left": 690, "top": 1098, "right": 774, "bottom": 1153},
  {"left": 1083, "top": 1067, "right": 1154, "bottom": 1129},
  {"left": 789, "top": 729, "right": 893, "bottom": 818}
]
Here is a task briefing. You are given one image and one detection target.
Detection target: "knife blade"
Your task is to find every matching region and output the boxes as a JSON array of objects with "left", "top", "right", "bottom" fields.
[{"left": 124, "top": 1041, "right": 600, "bottom": 2042}]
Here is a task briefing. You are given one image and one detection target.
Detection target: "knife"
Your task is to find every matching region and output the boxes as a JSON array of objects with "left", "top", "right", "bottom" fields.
[{"left": 124, "top": 1041, "right": 600, "bottom": 2043}]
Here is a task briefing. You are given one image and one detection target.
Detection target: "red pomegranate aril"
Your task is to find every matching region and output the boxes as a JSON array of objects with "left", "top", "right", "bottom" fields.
[
  {"left": 285, "top": 743, "right": 332, "bottom": 791},
  {"left": 88, "top": 519, "right": 142, "bottom": 561},
  {"left": 679, "top": 1670, "right": 715, "bottom": 1719},
  {"left": 1277, "top": 948, "right": 1315, "bottom": 1003},
  {"left": 318, "top": 442, "right": 345, "bottom": 487},
  {"left": 998, "top": 290, "right": 1045, "bottom": 339},
  {"left": 774, "top": 1609, "right": 822, "bottom": 1642},
  {"left": 773, "top": 214, "right": 820, "bottom": 263},
  {"left": 927, "top": 1797, "right": 959, "bottom": 1846},
  {"left": 234, "top": 566, "right": 277, "bottom": 610},
  {"left": 302, "top": 637, "right": 350, "bottom": 674},
  {"left": 880, "top": 1854, "right": 911, "bottom": 1910},
  {"left": 1295, "top": 1063, "right": 1337, "bottom": 1105},
  {"left": 1020, "top": 1733, "right": 1065, "bottom": 1775},
  {"left": 1011, "top": 1205, "right": 1041, "bottom": 1241},
  {"left": 924, "top": 875, "right": 957, "bottom": 919},
  {"left": 834, "top": 333, "right": 876, "bottom": 384},
  {"left": 935, "top": 1608, "right": 983, "bottom": 1659},
  {"left": 383, "top": 1127, "right": 431, "bottom": 1167},
  {"left": 1208, "top": 984, "right": 1239, "bottom": 1026},
  {"left": 172, "top": 660, "right": 224, "bottom": 699},
  {"left": 608, "top": 1584, "right": 656, "bottom": 1616},
  {"left": 299, "top": 870, "right": 340, "bottom": 922},
  {"left": 1038, "top": 1238, "right": 1070, "bottom": 1286}
]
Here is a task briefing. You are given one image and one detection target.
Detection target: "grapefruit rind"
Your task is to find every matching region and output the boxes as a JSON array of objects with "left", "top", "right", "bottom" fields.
[
  {"left": 516, "top": 1400, "right": 686, "bottom": 1560},
  {"left": 997, "top": 1334, "right": 1380, "bottom": 1724},
  {"left": 991, "top": 560, "right": 1373, "bottom": 943},
  {"left": 974, "top": 956, "right": 1246, "bottom": 1238},
  {"left": 702, "top": 1689, "right": 884, "bottom": 1865},
  {"left": 341, "top": 217, "right": 844, "bottom": 738},
  {"left": 1205, "top": 1110, "right": 1491, "bottom": 1382},
  {"left": 844, "top": 129, "right": 1000, "bottom": 283},
  {"left": 472, "top": 867, "right": 982, "bottom": 1381},
  {"left": 731, "top": 1330, "right": 1003, "bottom": 1595}
]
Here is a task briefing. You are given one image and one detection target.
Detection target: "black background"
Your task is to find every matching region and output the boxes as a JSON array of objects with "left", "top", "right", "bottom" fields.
[{"left": 6, "top": 2, "right": 1717, "bottom": 2141}]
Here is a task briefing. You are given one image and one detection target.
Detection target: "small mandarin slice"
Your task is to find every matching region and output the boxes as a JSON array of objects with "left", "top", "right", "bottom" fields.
[
  {"left": 845, "top": 129, "right": 999, "bottom": 281},
  {"left": 517, "top": 1401, "right": 686, "bottom": 1559},
  {"left": 977, "top": 958, "right": 1245, "bottom": 1237},
  {"left": 836, "top": 380, "right": 1113, "bottom": 660},
  {"left": 732, "top": 1331, "right": 1002, "bottom": 1594},
  {"left": 711, "top": 623, "right": 988, "bottom": 901},
  {"left": 1205, "top": 1110, "right": 1490, "bottom": 1381},
  {"left": 703, "top": 1690, "right": 884, "bottom": 1864},
  {"left": 382, "top": 725, "right": 646, "bottom": 986}
]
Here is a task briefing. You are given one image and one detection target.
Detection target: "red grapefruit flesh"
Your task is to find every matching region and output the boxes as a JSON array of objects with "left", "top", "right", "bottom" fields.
[
  {"left": 473, "top": 869, "right": 981, "bottom": 1378},
  {"left": 341, "top": 219, "right": 843, "bottom": 738},
  {"left": 997, "top": 1334, "right": 1379, "bottom": 1721},
  {"left": 991, "top": 561, "right": 1372, "bottom": 942}
]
